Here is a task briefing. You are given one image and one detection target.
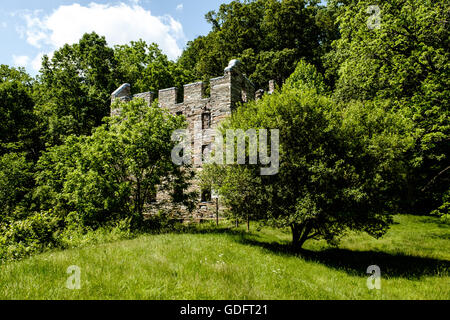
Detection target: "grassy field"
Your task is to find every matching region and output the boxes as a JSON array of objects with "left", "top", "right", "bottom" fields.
[{"left": 0, "top": 215, "right": 448, "bottom": 300}]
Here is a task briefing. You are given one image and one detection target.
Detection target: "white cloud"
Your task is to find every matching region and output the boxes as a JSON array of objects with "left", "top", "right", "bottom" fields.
[
  {"left": 11, "top": 51, "right": 54, "bottom": 73},
  {"left": 12, "top": 55, "right": 30, "bottom": 67},
  {"left": 22, "top": 13, "right": 47, "bottom": 48},
  {"left": 31, "top": 52, "right": 46, "bottom": 72},
  {"left": 1, "top": 22, "right": 7, "bottom": 28},
  {"left": 20, "top": 2, "right": 185, "bottom": 60},
  {"left": 176, "top": 4, "right": 184, "bottom": 12}
]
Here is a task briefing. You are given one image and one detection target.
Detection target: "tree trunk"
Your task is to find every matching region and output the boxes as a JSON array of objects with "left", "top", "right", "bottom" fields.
[
  {"left": 291, "top": 224, "right": 301, "bottom": 247},
  {"left": 291, "top": 222, "right": 312, "bottom": 249}
]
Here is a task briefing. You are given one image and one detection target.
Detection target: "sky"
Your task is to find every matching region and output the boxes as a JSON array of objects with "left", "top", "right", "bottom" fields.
[{"left": 0, "top": 0, "right": 231, "bottom": 75}]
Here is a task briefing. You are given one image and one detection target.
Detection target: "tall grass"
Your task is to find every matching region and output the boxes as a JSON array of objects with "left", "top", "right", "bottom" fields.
[{"left": 0, "top": 215, "right": 448, "bottom": 300}]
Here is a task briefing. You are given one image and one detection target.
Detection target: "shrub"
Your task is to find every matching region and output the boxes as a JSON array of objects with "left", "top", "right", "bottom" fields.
[
  {"left": 431, "top": 189, "right": 450, "bottom": 224},
  {"left": 0, "top": 152, "right": 34, "bottom": 222},
  {"left": 141, "top": 211, "right": 177, "bottom": 233},
  {"left": 35, "top": 99, "right": 195, "bottom": 228},
  {"left": 0, "top": 211, "right": 61, "bottom": 261},
  {"left": 57, "top": 217, "right": 135, "bottom": 249}
]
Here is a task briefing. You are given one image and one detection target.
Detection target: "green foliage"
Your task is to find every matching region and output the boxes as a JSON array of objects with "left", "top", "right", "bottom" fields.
[
  {"left": 114, "top": 40, "right": 194, "bottom": 96},
  {"left": 179, "top": 0, "right": 338, "bottom": 88},
  {"left": 0, "top": 66, "right": 40, "bottom": 157},
  {"left": 57, "top": 216, "right": 135, "bottom": 250},
  {"left": 284, "top": 59, "right": 328, "bottom": 94},
  {"left": 203, "top": 83, "right": 413, "bottom": 248},
  {"left": 431, "top": 189, "right": 450, "bottom": 224},
  {"left": 326, "top": 0, "right": 449, "bottom": 213},
  {"left": 34, "top": 135, "right": 84, "bottom": 214},
  {"left": 33, "top": 34, "right": 195, "bottom": 147},
  {"left": 35, "top": 32, "right": 117, "bottom": 145},
  {"left": 0, "top": 210, "right": 138, "bottom": 262},
  {"left": 0, "top": 153, "right": 34, "bottom": 221},
  {"left": 0, "top": 64, "right": 33, "bottom": 84},
  {"left": 2, "top": 99, "right": 195, "bottom": 262},
  {"left": 0, "top": 35, "right": 198, "bottom": 262},
  {"left": 0, "top": 211, "right": 61, "bottom": 261},
  {"left": 35, "top": 98, "right": 195, "bottom": 227}
]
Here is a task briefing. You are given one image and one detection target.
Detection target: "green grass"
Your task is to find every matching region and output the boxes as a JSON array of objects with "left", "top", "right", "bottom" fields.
[{"left": 0, "top": 215, "right": 449, "bottom": 300}]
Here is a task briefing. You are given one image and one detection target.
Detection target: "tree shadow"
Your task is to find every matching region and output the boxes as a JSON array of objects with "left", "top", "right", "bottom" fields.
[
  {"left": 236, "top": 237, "right": 450, "bottom": 279},
  {"left": 161, "top": 223, "right": 449, "bottom": 279}
]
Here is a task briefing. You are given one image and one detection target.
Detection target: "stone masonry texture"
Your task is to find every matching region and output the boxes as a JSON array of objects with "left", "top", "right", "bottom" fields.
[{"left": 111, "top": 60, "right": 271, "bottom": 220}]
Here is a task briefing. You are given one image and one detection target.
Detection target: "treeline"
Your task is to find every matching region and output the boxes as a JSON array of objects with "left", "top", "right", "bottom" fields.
[
  {"left": 0, "top": 33, "right": 199, "bottom": 260},
  {"left": 0, "top": 0, "right": 448, "bottom": 258},
  {"left": 178, "top": 0, "right": 339, "bottom": 89}
]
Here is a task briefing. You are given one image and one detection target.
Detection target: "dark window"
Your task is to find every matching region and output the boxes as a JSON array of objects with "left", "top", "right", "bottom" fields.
[
  {"left": 201, "top": 189, "right": 212, "bottom": 203},
  {"left": 202, "top": 112, "right": 211, "bottom": 129},
  {"left": 174, "top": 186, "right": 184, "bottom": 203}
]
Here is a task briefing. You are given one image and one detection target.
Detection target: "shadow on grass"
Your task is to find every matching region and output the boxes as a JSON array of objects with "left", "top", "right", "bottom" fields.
[
  {"left": 236, "top": 237, "right": 450, "bottom": 279},
  {"left": 166, "top": 223, "right": 449, "bottom": 279}
]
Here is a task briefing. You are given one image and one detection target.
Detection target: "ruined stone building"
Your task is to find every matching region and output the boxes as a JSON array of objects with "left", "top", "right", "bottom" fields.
[{"left": 111, "top": 59, "right": 273, "bottom": 219}]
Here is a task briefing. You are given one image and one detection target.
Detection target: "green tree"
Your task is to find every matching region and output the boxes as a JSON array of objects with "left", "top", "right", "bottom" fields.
[
  {"left": 0, "top": 153, "right": 34, "bottom": 222},
  {"left": 35, "top": 99, "right": 195, "bottom": 227},
  {"left": 326, "top": 0, "right": 449, "bottom": 213},
  {"left": 179, "top": 0, "right": 338, "bottom": 89},
  {"left": 35, "top": 32, "right": 117, "bottom": 146},
  {"left": 114, "top": 40, "right": 194, "bottom": 96},
  {"left": 0, "top": 64, "right": 33, "bottom": 84},
  {"left": 0, "top": 65, "right": 40, "bottom": 158},
  {"left": 203, "top": 65, "right": 413, "bottom": 248}
]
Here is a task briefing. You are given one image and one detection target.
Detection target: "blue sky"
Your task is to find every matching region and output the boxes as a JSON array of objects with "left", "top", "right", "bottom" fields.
[{"left": 0, "top": 0, "right": 231, "bottom": 75}]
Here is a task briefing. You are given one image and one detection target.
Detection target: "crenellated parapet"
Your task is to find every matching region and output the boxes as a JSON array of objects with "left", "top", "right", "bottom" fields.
[
  {"left": 157, "top": 59, "right": 255, "bottom": 115},
  {"left": 133, "top": 92, "right": 155, "bottom": 107},
  {"left": 110, "top": 60, "right": 273, "bottom": 219},
  {"left": 111, "top": 84, "right": 155, "bottom": 116},
  {"left": 112, "top": 59, "right": 257, "bottom": 117},
  {"left": 158, "top": 87, "right": 178, "bottom": 107}
]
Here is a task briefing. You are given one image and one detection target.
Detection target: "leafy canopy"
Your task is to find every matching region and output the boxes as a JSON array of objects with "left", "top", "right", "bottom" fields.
[
  {"left": 326, "top": 0, "right": 449, "bottom": 213},
  {"left": 202, "top": 61, "right": 414, "bottom": 248}
]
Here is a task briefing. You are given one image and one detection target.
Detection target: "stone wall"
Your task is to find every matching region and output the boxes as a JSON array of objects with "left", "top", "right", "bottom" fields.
[{"left": 111, "top": 60, "right": 263, "bottom": 219}]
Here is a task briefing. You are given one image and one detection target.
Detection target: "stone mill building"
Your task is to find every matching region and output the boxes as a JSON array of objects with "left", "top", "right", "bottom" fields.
[{"left": 111, "top": 59, "right": 274, "bottom": 220}]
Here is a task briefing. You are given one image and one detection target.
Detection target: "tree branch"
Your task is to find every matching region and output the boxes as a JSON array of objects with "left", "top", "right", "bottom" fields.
[{"left": 421, "top": 165, "right": 450, "bottom": 192}]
